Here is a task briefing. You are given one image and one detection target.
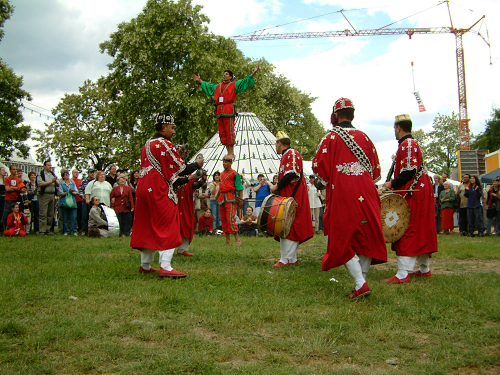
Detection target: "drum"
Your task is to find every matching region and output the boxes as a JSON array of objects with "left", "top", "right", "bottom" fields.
[
  {"left": 257, "top": 194, "right": 297, "bottom": 238},
  {"left": 101, "top": 205, "right": 120, "bottom": 237},
  {"left": 380, "top": 193, "right": 411, "bottom": 243}
]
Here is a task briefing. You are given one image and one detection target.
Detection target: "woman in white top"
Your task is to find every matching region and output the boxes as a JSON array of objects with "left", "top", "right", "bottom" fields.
[
  {"left": 85, "top": 170, "right": 113, "bottom": 207},
  {"left": 308, "top": 175, "right": 322, "bottom": 234}
]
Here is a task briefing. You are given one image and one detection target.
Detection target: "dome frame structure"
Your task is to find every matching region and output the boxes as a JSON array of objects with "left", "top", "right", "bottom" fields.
[{"left": 189, "top": 112, "right": 281, "bottom": 183}]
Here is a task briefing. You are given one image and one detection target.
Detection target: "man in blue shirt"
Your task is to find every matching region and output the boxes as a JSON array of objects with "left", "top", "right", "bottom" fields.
[{"left": 253, "top": 174, "right": 272, "bottom": 217}]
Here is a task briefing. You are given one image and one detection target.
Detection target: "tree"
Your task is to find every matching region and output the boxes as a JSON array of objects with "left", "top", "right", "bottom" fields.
[
  {"left": 99, "top": 0, "right": 325, "bottom": 164},
  {"left": 0, "top": 0, "right": 32, "bottom": 160},
  {"left": 471, "top": 108, "right": 500, "bottom": 152},
  {"left": 424, "top": 112, "right": 460, "bottom": 176},
  {"left": 33, "top": 80, "right": 133, "bottom": 171}
]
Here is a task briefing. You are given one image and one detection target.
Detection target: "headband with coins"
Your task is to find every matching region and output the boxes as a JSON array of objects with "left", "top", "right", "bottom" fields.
[{"left": 155, "top": 112, "right": 175, "bottom": 126}]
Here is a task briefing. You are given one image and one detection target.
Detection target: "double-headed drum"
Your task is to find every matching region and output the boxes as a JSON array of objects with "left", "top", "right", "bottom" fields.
[
  {"left": 380, "top": 193, "right": 411, "bottom": 243},
  {"left": 257, "top": 195, "right": 297, "bottom": 238}
]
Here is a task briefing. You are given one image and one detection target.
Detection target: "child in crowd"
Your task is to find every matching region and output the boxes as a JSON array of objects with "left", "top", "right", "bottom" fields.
[
  {"left": 17, "top": 183, "right": 31, "bottom": 234},
  {"left": 3, "top": 203, "right": 29, "bottom": 237},
  {"left": 198, "top": 208, "right": 214, "bottom": 235}
]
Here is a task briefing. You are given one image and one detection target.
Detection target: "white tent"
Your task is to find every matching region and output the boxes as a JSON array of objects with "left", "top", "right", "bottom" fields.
[{"left": 190, "top": 112, "right": 281, "bottom": 184}]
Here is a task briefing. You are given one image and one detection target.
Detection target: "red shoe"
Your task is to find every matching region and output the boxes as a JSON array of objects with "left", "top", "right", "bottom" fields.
[
  {"left": 139, "top": 266, "right": 159, "bottom": 273},
  {"left": 347, "top": 283, "right": 371, "bottom": 300},
  {"left": 159, "top": 268, "right": 187, "bottom": 278},
  {"left": 289, "top": 260, "right": 299, "bottom": 266},
  {"left": 178, "top": 251, "right": 193, "bottom": 257},
  {"left": 408, "top": 270, "right": 431, "bottom": 278},
  {"left": 381, "top": 275, "right": 410, "bottom": 284},
  {"left": 273, "top": 261, "right": 289, "bottom": 268}
]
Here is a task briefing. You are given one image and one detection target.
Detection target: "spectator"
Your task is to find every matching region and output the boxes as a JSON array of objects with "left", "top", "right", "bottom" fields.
[
  {"left": 85, "top": 170, "right": 112, "bottom": 207},
  {"left": 0, "top": 166, "right": 6, "bottom": 232},
  {"left": 88, "top": 196, "right": 108, "bottom": 238},
  {"left": 253, "top": 173, "right": 272, "bottom": 217},
  {"left": 495, "top": 178, "right": 500, "bottom": 236},
  {"left": 128, "top": 169, "right": 140, "bottom": 201},
  {"left": 105, "top": 165, "right": 118, "bottom": 186},
  {"left": 486, "top": 177, "right": 499, "bottom": 236},
  {"left": 308, "top": 175, "right": 322, "bottom": 234},
  {"left": 240, "top": 174, "right": 251, "bottom": 217},
  {"left": 110, "top": 176, "right": 134, "bottom": 237},
  {"left": 3, "top": 202, "right": 28, "bottom": 237},
  {"left": 209, "top": 171, "right": 222, "bottom": 230},
  {"left": 26, "top": 172, "right": 39, "bottom": 234},
  {"left": 17, "top": 183, "right": 31, "bottom": 233},
  {"left": 59, "top": 170, "right": 78, "bottom": 236},
  {"left": 78, "top": 168, "right": 96, "bottom": 235},
  {"left": 194, "top": 184, "right": 210, "bottom": 231},
  {"left": 457, "top": 174, "right": 470, "bottom": 236},
  {"left": 464, "top": 175, "right": 483, "bottom": 237},
  {"left": 441, "top": 173, "right": 448, "bottom": 185},
  {"left": 439, "top": 181, "right": 456, "bottom": 235},
  {"left": 272, "top": 175, "right": 278, "bottom": 185},
  {"left": 72, "top": 169, "right": 83, "bottom": 233},
  {"left": 318, "top": 188, "right": 326, "bottom": 234},
  {"left": 2, "top": 165, "right": 23, "bottom": 230},
  {"left": 433, "top": 175, "right": 444, "bottom": 233},
  {"left": 113, "top": 172, "right": 129, "bottom": 187},
  {"left": 17, "top": 169, "right": 27, "bottom": 184},
  {"left": 238, "top": 206, "right": 259, "bottom": 236},
  {"left": 198, "top": 208, "right": 213, "bottom": 235},
  {"left": 57, "top": 168, "right": 68, "bottom": 234}
]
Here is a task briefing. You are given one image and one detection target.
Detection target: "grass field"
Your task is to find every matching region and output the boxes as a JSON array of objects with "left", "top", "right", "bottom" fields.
[{"left": 0, "top": 232, "right": 499, "bottom": 374}]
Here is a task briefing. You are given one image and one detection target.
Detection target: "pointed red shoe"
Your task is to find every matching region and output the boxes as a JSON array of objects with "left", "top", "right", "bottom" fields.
[
  {"left": 273, "top": 261, "right": 289, "bottom": 268},
  {"left": 381, "top": 275, "right": 410, "bottom": 284},
  {"left": 178, "top": 251, "right": 193, "bottom": 257},
  {"left": 289, "top": 260, "right": 299, "bottom": 266},
  {"left": 159, "top": 268, "right": 187, "bottom": 278},
  {"left": 139, "top": 266, "right": 159, "bottom": 274},
  {"left": 347, "top": 283, "right": 371, "bottom": 300},
  {"left": 408, "top": 270, "right": 431, "bottom": 278}
]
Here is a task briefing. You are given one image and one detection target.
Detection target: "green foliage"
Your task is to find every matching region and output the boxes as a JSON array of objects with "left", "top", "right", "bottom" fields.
[
  {"left": 420, "top": 112, "right": 459, "bottom": 176},
  {"left": 471, "top": 108, "right": 500, "bottom": 152},
  {"left": 98, "top": 0, "right": 325, "bottom": 165},
  {"left": 0, "top": 0, "right": 31, "bottom": 160},
  {"left": 33, "top": 80, "right": 133, "bottom": 171}
]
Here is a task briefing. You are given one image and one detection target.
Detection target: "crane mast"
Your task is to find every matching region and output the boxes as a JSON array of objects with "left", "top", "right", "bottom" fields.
[{"left": 233, "top": 16, "right": 487, "bottom": 151}]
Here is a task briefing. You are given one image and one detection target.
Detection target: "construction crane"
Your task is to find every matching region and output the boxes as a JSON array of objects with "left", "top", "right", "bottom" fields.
[{"left": 232, "top": 2, "right": 490, "bottom": 150}]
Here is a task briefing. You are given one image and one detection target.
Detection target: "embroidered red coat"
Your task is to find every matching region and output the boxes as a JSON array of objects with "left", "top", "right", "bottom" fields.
[
  {"left": 177, "top": 180, "right": 196, "bottom": 243},
  {"left": 217, "top": 169, "right": 243, "bottom": 204},
  {"left": 391, "top": 136, "right": 438, "bottom": 257},
  {"left": 313, "top": 126, "right": 387, "bottom": 270},
  {"left": 130, "top": 135, "right": 185, "bottom": 251},
  {"left": 276, "top": 148, "right": 314, "bottom": 244}
]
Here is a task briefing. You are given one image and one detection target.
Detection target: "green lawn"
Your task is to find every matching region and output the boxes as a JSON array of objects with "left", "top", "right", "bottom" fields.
[{"left": 0, "top": 233, "right": 499, "bottom": 374}]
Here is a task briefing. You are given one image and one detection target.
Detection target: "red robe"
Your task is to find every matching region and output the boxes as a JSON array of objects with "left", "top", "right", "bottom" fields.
[
  {"left": 391, "top": 136, "right": 438, "bottom": 256},
  {"left": 217, "top": 168, "right": 242, "bottom": 234},
  {"left": 130, "top": 135, "right": 185, "bottom": 250},
  {"left": 177, "top": 180, "right": 196, "bottom": 243},
  {"left": 275, "top": 148, "right": 314, "bottom": 243},
  {"left": 313, "top": 126, "right": 387, "bottom": 270}
]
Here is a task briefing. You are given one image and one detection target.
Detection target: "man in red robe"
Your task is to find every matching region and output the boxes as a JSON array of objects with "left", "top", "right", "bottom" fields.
[
  {"left": 313, "top": 97, "right": 387, "bottom": 300},
  {"left": 191, "top": 66, "right": 259, "bottom": 160},
  {"left": 217, "top": 158, "right": 243, "bottom": 246},
  {"left": 382, "top": 114, "right": 438, "bottom": 284},
  {"left": 270, "top": 132, "right": 314, "bottom": 267},
  {"left": 130, "top": 113, "right": 203, "bottom": 278}
]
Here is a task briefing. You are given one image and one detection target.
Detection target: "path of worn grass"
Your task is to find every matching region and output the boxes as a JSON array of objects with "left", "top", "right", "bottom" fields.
[{"left": 0, "top": 233, "right": 499, "bottom": 374}]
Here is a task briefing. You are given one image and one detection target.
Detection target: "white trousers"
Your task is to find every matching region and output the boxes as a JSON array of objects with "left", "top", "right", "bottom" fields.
[
  {"left": 396, "top": 254, "right": 431, "bottom": 279},
  {"left": 177, "top": 237, "right": 190, "bottom": 253},
  {"left": 141, "top": 248, "right": 175, "bottom": 271},
  {"left": 279, "top": 238, "right": 299, "bottom": 264},
  {"left": 254, "top": 206, "right": 261, "bottom": 217},
  {"left": 344, "top": 254, "right": 371, "bottom": 290}
]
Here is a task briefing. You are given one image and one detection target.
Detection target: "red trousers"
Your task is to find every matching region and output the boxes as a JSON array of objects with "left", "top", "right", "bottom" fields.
[
  {"left": 3, "top": 228, "right": 26, "bottom": 237},
  {"left": 219, "top": 202, "right": 239, "bottom": 234},
  {"left": 218, "top": 117, "right": 236, "bottom": 146}
]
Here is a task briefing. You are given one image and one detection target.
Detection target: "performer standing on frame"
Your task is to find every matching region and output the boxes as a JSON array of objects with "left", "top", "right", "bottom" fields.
[
  {"left": 217, "top": 157, "right": 243, "bottom": 246},
  {"left": 131, "top": 113, "right": 203, "bottom": 279},
  {"left": 382, "top": 114, "right": 438, "bottom": 284},
  {"left": 191, "top": 66, "right": 260, "bottom": 160},
  {"left": 313, "top": 97, "right": 387, "bottom": 300},
  {"left": 270, "top": 131, "right": 313, "bottom": 268}
]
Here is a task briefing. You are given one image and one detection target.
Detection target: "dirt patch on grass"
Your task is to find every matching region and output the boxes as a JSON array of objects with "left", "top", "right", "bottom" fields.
[{"left": 375, "top": 258, "right": 500, "bottom": 275}]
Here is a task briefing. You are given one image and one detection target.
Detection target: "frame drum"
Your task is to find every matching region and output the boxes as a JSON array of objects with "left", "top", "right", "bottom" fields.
[
  {"left": 380, "top": 193, "right": 411, "bottom": 243},
  {"left": 257, "top": 194, "right": 297, "bottom": 238}
]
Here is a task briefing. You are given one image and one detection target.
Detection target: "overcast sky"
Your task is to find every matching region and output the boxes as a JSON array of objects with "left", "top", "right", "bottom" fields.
[{"left": 1, "top": 0, "right": 499, "bottom": 171}]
